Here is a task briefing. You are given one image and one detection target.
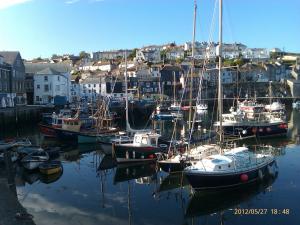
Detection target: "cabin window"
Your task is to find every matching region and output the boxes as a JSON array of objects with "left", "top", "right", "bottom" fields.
[
  {"left": 58, "top": 120, "right": 62, "bottom": 125},
  {"left": 74, "top": 121, "right": 78, "bottom": 125},
  {"left": 141, "top": 137, "right": 148, "bottom": 144},
  {"left": 218, "top": 166, "right": 222, "bottom": 169},
  {"left": 150, "top": 138, "right": 156, "bottom": 146},
  {"left": 135, "top": 136, "right": 141, "bottom": 144}
]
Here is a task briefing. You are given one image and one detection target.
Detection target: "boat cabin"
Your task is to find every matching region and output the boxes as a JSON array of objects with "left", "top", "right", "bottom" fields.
[
  {"left": 133, "top": 132, "right": 161, "bottom": 147},
  {"left": 221, "top": 113, "right": 244, "bottom": 123},
  {"left": 62, "top": 118, "right": 82, "bottom": 132},
  {"left": 201, "top": 155, "right": 234, "bottom": 172}
]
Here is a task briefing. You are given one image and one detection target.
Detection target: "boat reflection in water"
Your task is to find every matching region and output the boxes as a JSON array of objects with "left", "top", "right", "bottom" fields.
[
  {"left": 113, "top": 163, "right": 157, "bottom": 184},
  {"left": 98, "top": 154, "right": 117, "bottom": 171},
  {"left": 15, "top": 165, "right": 63, "bottom": 186},
  {"left": 185, "top": 173, "right": 278, "bottom": 218},
  {"left": 39, "top": 168, "right": 63, "bottom": 184},
  {"left": 157, "top": 172, "right": 189, "bottom": 193}
]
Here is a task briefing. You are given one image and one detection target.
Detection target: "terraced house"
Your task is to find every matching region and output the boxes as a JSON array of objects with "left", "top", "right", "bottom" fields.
[{"left": 0, "top": 51, "right": 26, "bottom": 107}]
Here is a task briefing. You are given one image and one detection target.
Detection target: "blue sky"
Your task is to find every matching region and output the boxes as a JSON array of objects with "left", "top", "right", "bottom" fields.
[{"left": 0, "top": 0, "right": 299, "bottom": 59}]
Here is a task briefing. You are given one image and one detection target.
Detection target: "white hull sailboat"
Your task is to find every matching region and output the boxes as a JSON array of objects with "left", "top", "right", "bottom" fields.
[{"left": 184, "top": 0, "right": 277, "bottom": 190}]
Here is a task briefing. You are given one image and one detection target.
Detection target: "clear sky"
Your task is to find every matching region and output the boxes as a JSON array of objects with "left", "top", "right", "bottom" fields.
[{"left": 0, "top": 0, "right": 299, "bottom": 59}]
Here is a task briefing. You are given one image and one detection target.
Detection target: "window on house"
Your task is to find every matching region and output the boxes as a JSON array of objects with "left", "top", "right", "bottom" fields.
[
  {"left": 57, "top": 76, "right": 60, "bottom": 81},
  {"left": 37, "top": 84, "right": 40, "bottom": 89},
  {"left": 94, "top": 84, "right": 96, "bottom": 87},
  {"left": 44, "top": 84, "right": 49, "bottom": 92},
  {"left": 44, "top": 76, "right": 48, "bottom": 81},
  {"left": 36, "top": 96, "right": 39, "bottom": 101}
]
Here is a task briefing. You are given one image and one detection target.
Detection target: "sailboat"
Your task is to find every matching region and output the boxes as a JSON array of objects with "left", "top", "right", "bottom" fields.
[
  {"left": 113, "top": 52, "right": 169, "bottom": 163},
  {"left": 157, "top": 0, "right": 218, "bottom": 173},
  {"left": 152, "top": 72, "right": 181, "bottom": 121},
  {"left": 183, "top": 0, "right": 277, "bottom": 190},
  {"left": 195, "top": 71, "right": 208, "bottom": 112},
  {"left": 168, "top": 72, "right": 182, "bottom": 112}
]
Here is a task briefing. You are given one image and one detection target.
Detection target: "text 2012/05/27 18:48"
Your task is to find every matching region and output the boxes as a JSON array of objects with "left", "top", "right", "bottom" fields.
[{"left": 234, "top": 208, "right": 290, "bottom": 215}]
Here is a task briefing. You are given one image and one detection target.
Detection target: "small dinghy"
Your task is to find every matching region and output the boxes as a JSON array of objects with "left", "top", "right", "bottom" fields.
[
  {"left": 39, "top": 160, "right": 62, "bottom": 175},
  {"left": 21, "top": 151, "right": 49, "bottom": 170}
]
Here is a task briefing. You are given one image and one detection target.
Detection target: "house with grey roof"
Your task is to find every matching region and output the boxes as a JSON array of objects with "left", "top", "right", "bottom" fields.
[
  {"left": 0, "top": 55, "right": 12, "bottom": 107},
  {"left": 25, "top": 63, "right": 72, "bottom": 105},
  {"left": 33, "top": 67, "right": 71, "bottom": 105},
  {"left": 0, "top": 51, "right": 26, "bottom": 106}
]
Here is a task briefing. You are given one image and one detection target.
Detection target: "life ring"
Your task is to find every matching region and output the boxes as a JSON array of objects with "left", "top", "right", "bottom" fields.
[{"left": 159, "top": 144, "right": 168, "bottom": 148}]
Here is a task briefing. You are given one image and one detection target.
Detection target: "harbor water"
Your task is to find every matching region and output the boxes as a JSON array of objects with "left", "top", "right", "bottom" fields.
[{"left": 0, "top": 110, "right": 300, "bottom": 225}]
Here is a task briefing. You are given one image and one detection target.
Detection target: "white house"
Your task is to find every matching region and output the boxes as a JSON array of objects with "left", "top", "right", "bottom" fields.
[
  {"left": 79, "top": 62, "right": 113, "bottom": 72},
  {"left": 34, "top": 67, "right": 70, "bottom": 105},
  {"left": 92, "top": 50, "right": 132, "bottom": 61},
  {"left": 70, "top": 80, "right": 80, "bottom": 103},
  {"left": 242, "top": 48, "right": 269, "bottom": 60},
  {"left": 206, "top": 43, "right": 217, "bottom": 59},
  {"left": 79, "top": 76, "right": 101, "bottom": 102},
  {"left": 166, "top": 48, "right": 185, "bottom": 60},
  {"left": 136, "top": 49, "right": 161, "bottom": 63}
]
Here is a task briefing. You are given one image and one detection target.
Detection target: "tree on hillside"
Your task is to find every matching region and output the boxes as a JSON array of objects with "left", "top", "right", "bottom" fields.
[
  {"left": 128, "top": 48, "right": 138, "bottom": 60},
  {"left": 170, "top": 42, "right": 176, "bottom": 47},
  {"left": 79, "top": 51, "right": 89, "bottom": 59},
  {"left": 51, "top": 54, "right": 59, "bottom": 59}
]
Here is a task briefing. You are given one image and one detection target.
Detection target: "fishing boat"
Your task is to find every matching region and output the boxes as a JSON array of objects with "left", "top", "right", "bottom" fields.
[
  {"left": 196, "top": 103, "right": 208, "bottom": 111},
  {"left": 184, "top": 0, "right": 277, "bottom": 190},
  {"left": 39, "top": 111, "right": 71, "bottom": 138},
  {"left": 152, "top": 112, "right": 181, "bottom": 121},
  {"left": 39, "top": 161, "right": 62, "bottom": 175},
  {"left": 21, "top": 150, "right": 49, "bottom": 170},
  {"left": 215, "top": 110, "right": 288, "bottom": 138},
  {"left": 168, "top": 103, "right": 181, "bottom": 112},
  {"left": 113, "top": 51, "right": 165, "bottom": 163},
  {"left": 113, "top": 131, "right": 168, "bottom": 163},
  {"left": 99, "top": 134, "right": 132, "bottom": 155},
  {"left": 77, "top": 96, "right": 120, "bottom": 144}
]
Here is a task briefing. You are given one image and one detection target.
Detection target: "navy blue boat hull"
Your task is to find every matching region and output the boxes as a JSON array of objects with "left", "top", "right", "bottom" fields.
[
  {"left": 221, "top": 123, "right": 287, "bottom": 138},
  {"left": 185, "top": 160, "right": 276, "bottom": 190}
]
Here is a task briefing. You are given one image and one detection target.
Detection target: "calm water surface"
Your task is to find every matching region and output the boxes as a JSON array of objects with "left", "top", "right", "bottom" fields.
[{"left": 5, "top": 110, "right": 300, "bottom": 225}]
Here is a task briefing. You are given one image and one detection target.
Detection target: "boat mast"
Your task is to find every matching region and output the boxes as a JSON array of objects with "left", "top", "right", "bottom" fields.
[
  {"left": 188, "top": 0, "right": 197, "bottom": 130},
  {"left": 125, "top": 50, "right": 130, "bottom": 133},
  {"left": 173, "top": 71, "right": 176, "bottom": 106},
  {"left": 269, "top": 81, "right": 272, "bottom": 106},
  {"left": 218, "top": 0, "right": 223, "bottom": 146}
]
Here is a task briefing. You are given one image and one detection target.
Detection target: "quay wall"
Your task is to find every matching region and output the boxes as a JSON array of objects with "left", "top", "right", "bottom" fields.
[{"left": 0, "top": 106, "right": 45, "bottom": 132}]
